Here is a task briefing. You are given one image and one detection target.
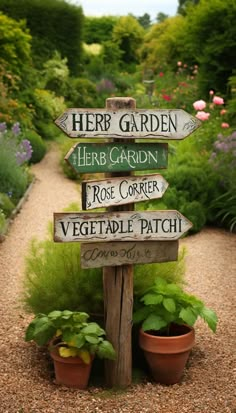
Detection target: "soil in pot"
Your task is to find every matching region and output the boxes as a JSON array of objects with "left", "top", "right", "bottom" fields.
[{"left": 139, "top": 324, "right": 195, "bottom": 385}]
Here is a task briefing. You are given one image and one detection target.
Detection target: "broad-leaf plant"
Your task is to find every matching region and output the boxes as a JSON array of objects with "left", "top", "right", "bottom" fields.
[
  {"left": 133, "top": 277, "right": 218, "bottom": 335},
  {"left": 25, "top": 310, "right": 116, "bottom": 364}
]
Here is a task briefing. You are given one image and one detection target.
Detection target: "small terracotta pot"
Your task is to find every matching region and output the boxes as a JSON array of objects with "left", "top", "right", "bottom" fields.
[
  {"left": 139, "top": 324, "right": 195, "bottom": 385},
  {"left": 50, "top": 348, "right": 93, "bottom": 389}
]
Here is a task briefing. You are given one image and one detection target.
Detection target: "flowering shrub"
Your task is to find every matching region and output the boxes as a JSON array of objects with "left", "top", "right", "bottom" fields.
[
  {"left": 208, "top": 131, "right": 236, "bottom": 231},
  {"left": 0, "top": 122, "right": 32, "bottom": 165},
  {"left": 0, "top": 122, "right": 32, "bottom": 207},
  {"left": 209, "top": 131, "right": 236, "bottom": 186}
]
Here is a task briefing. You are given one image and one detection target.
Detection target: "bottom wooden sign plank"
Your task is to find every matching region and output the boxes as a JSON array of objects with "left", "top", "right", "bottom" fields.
[{"left": 80, "top": 240, "right": 179, "bottom": 268}]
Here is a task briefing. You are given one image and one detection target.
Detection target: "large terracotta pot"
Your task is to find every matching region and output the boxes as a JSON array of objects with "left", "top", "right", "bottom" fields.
[
  {"left": 139, "top": 324, "right": 195, "bottom": 385},
  {"left": 50, "top": 348, "right": 93, "bottom": 389}
]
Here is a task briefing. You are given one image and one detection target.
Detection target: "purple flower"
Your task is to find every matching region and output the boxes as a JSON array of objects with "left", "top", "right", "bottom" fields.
[
  {"left": 11, "top": 122, "right": 21, "bottom": 136},
  {"left": 15, "top": 139, "right": 33, "bottom": 165},
  {"left": 0, "top": 122, "right": 7, "bottom": 133}
]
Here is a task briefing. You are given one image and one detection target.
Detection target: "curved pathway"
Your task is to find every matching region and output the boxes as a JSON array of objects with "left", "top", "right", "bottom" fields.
[{"left": 0, "top": 144, "right": 235, "bottom": 412}]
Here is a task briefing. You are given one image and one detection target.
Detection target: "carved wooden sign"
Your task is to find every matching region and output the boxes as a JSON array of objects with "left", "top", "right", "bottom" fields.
[
  {"left": 80, "top": 240, "right": 179, "bottom": 268},
  {"left": 65, "top": 142, "right": 168, "bottom": 174},
  {"left": 55, "top": 108, "right": 201, "bottom": 140},
  {"left": 82, "top": 174, "right": 169, "bottom": 210},
  {"left": 54, "top": 210, "right": 192, "bottom": 243}
]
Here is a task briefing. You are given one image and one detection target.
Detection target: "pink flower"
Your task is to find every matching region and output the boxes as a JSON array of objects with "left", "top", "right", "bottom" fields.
[
  {"left": 159, "top": 72, "right": 164, "bottom": 77},
  {"left": 193, "top": 99, "right": 206, "bottom": 111},
  {"left": 209, "top": 90, "right": 214, "bottom": 96},
  {"left": 220, "top": 109, "right": 227, "bottom": 115},
  {"left": 196, "top": 111, "right": 210, "bottom": 121},
  {"left": 177, "top": 61, "right": 182, "bottom": 66},
  {"left": 221, "top": 122, "right": 230, "bottom": 128},
  {"left": 213, "top": 96, "right": 224, "bottom": 105}
]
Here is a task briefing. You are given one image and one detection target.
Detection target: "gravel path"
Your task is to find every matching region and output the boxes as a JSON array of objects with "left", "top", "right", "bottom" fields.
[{"left": 0, "top": 145, "right": 236, "bottom": 413}]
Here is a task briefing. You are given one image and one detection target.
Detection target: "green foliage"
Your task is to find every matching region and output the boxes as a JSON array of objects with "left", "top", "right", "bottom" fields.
[
  {"left": 26, "top": 130, "right": 47, "bottom": 163},
  {"left": 0, "top": 139, "right": 28, "bottom": 203},
  {"left": 25, "top": 310, "right": 116, "bottom": 362},
  {"left": 0, "top": 12, "right": 32, "bottom": 76},
  {"left": 181, "top": 0, "right": 236, "bottom": 96},
  {"left": 23, "top": 238, "right": 104, "bottom": 315},
  {"left": 0, "top": 0, "right": 84, "bottom": 74},
  {"left": 0, "top": 208, "right": 7, "bottom": 235},
  {"left": 112, "top": 16, "right": 145, "bottom": 65},
  {"left": 134, "top": 247, "right": 186, "bottom": 297},
  {"left": 66, "top": 77, "right": 98, "bottom": 108},
  {"left": 22, "top": 224, "right": 187, "bottom": 316},
  {"left": 210, "top": 190, "right": 236, "bottom": 232},
  {"left": 0, "top": 192, "right": 15, "bottom": 217},
  {"left": 30, "top": 88, "right": 65, "bottom": 139},
  {"left": 208, "top": 130, "right": 236, "bottom": 231},
  {"left": 133, "top": 277, "right": 218, "bottom": 334},
  {"left": 42, "top": 51, "right": 70, "bottom": 96},
  {"left": 140, "top": 16, "right": 187, "bottom": 70},
  {"left": 83, "top": 16, "right": 118, "bottom": 44}
]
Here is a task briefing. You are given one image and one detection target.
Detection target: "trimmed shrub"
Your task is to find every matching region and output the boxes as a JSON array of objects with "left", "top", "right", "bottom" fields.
[{"left": 26, "top": 130, "right": 47, "bottom": 163}]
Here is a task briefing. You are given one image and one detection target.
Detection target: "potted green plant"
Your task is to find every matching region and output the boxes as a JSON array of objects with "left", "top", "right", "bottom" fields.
[
  {"left": 133, "top": 277, "right": 218, "bottom": 385},
  {"left": 25, "top": 310, "right": 116, "bottom": 388}
]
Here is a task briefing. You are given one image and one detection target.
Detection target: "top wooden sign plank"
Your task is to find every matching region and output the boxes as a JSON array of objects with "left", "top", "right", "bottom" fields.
[{"left": 55, "top": 109, "right": 201, "bottom": 140}]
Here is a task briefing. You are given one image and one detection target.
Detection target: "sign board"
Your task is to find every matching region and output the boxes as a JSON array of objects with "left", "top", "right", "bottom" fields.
[
  {"left": 65, "top": 142, "right": 168, "bottom": 174},
  {"left": 82, "top": 174, "right": 169, "bottom": 210},
  {"left": 55, "top": 109, "right": 201, "bottom": 140},
  {"left": 81, "top": 240, "right": 179, "bottom": 268},
  {"left": 54, "top": 210, "right": 192, "bottom": 243}
]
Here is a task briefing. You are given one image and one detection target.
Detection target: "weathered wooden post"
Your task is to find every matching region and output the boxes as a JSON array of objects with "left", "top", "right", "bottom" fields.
[{"left": 103, "top": 97, "right": 135, "bottom": 387}]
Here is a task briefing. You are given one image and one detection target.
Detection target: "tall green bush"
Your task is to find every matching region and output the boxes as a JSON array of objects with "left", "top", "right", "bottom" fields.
[{"left": 0, "top": 0, "right": 84, "bottom": 74}]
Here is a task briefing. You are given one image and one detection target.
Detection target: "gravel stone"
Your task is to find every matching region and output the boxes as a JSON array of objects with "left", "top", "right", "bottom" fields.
[{"left": 0, "top": 145, "right": 235, "bottom": 412}]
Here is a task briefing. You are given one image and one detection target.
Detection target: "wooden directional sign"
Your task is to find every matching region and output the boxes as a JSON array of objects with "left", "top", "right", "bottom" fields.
[
  {"left": 81, "top": 240, "right": 179, "bottom": 268},
  {"left": 55, "top": 108, "right": 201, "bottom": 140},
  {"left": 65, "top": 142, "right": 168, "bottom": 174},
  {"left": 82, "top": 174, "right": 169, "bottom": 210},
  {"left": 54, "top": 210, "right": 192, "bottom": 243}
]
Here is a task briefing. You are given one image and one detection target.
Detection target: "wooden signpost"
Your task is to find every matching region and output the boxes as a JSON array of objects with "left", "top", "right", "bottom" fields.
[
  {"left": 81, "top": 240, "right": 179, "bottom": 268},
  {"left": 54, "top": 96, "right": 199, "bottom": 389},
  {"left": 81, "top": 174, "right": 169, "bottom": 210},
  {"left": 55, "top": 108, "right": 200, "bottom": 139},
  {"left": 65, "top": 142, "right": 168, "bottom": 173},
  {"left": 54, "top": 210, "right": 192, "bottom": 243}
]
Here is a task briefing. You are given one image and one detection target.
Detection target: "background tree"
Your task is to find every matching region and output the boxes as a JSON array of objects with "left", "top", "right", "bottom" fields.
[
  {"left": 112, "top": 15, "right": 145, "bottom": 66},
  {"left": 177, "top": 0, "right": 200, "bottom": 15},
  {"left": 137, "top": 13, "right": 151, "bottom": 30},
  {"left": 83, "top": 16, "right": 118, "bottom": 44},
  {"left": 181, "top": 0, "right": 236, "bottom": 96},
  {"left": 156, "top": 12, "right": 169, "bottom": 23},
  {"left": 0, "top": 0, "right": 84, "bottom": 75}
]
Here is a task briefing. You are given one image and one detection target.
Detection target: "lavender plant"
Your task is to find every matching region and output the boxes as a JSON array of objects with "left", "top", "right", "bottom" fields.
[{"left": 209, "top": 131, "right": 236, "bottom": 231}]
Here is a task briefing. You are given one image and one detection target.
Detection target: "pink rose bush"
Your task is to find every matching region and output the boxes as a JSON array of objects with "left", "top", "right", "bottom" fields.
[
  {"left": 193, "top": 99, "right": 206, "bottom": 111},
  {"left": 193, "top": 92, "right": 229, "bottom": 127},
  {"left": 196, "top": 111, "right": 210, "bottom": 121},
  {"left": 213, "top": 96, "right": 224, "bottom": 105}
]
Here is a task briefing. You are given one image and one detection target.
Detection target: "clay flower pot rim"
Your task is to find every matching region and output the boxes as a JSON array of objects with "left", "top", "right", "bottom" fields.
[{"left": 140, "top": 324, "right": 194, "bottom": 340}]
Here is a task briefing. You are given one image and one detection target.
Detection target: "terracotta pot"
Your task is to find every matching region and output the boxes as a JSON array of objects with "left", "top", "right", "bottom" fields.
[
  {"left": 139, "top": 324, "right": 195, "bottom": 385},
  {"left": 50, "top": 348, "right": 93, "bottom": 389}
]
